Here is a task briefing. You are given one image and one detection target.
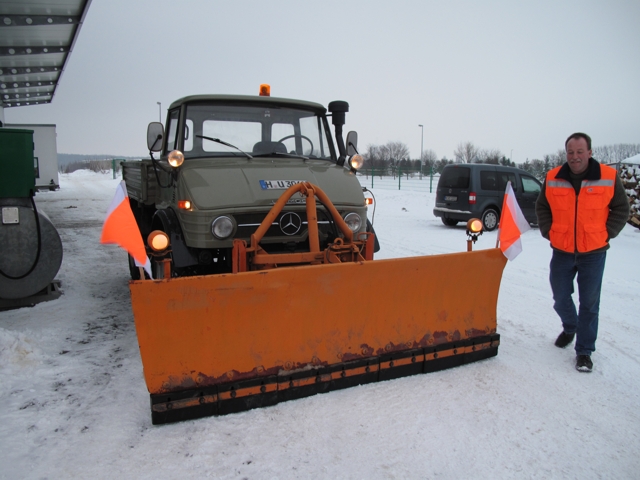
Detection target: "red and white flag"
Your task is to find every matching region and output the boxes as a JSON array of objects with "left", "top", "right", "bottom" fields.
[
  {"left": 498, "top": 181, "right": 531, "bottom": 261},
  {"left": 100, "top": 181, "right": 152, "bottom": 279}
]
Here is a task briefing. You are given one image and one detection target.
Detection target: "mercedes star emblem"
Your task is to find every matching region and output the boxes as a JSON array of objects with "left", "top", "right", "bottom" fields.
[{"left": 279, "top": 212, "right": 302, "bottom": 235}]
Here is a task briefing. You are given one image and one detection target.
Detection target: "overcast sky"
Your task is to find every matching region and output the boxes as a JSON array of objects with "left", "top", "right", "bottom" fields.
[{"left": 5, "top": 0, "right": 640, "bottom": 163}]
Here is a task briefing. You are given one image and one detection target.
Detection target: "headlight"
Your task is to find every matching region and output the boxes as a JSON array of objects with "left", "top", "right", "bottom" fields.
[
  {"left": 466, "top": 218, "right": 483, "bottom": 235},
  {"left": 211, "top": 216, "right": 235, "bottom": 239},
  {"left": 168, "top": 150, "right": 184, "bottom": 167},
  {"left": 348, "top": 154, "right": 364, "bottom": 170},
  {"left": 147, "top": 230, "right": 170, "bottom": 252},
  {"left": 343, "top": 212, "right": 362, "bottom": 232}
]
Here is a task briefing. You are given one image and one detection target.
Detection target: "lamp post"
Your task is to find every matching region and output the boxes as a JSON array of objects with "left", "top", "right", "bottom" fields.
[
  {"left": 157, "top": 102, "right": 161, "bottom": 123},
  {"left": 418, "top": 124, "right": 424, "bottom": 178},
  {"left": 510, "top": 149, "right": 513, "bottom": 165}
]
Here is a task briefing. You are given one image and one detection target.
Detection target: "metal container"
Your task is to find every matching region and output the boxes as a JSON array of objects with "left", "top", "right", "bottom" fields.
[
  {"left": 0, "top": 128, "right": 35, "bottom": 199},
  {"left": 0, "top": 198, "right": 63, "bottom": 299}
]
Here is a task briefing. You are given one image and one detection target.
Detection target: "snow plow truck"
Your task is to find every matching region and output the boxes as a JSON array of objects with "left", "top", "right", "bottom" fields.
[{"left": 122, "top": 86, "right": 507, "bottom": 424}]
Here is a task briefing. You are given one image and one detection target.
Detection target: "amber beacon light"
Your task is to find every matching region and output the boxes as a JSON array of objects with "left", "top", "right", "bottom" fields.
[{"left": 259, "top": 84, "right": 271, "bottom": 96}]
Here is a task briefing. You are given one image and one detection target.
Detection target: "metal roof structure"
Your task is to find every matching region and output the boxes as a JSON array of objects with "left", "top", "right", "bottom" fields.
[{"left": 0, "top": 0, "right": 92, "bottom": 108}]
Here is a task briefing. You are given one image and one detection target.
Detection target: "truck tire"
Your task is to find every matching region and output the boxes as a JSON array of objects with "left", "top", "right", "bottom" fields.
[
  {"left": 366, "top": 219, "right": 381, "bottom": 253},
  {"left": 152, "top": 209, "right": 198, "bottom": 270}
]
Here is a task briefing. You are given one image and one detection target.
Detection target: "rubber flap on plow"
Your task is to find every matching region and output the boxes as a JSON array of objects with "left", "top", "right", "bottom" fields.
[{"left": 130, "top": 247, "right": 507, "bottom": 424}]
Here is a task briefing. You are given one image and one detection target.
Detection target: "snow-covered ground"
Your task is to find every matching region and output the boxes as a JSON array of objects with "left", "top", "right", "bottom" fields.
[{"left": 1, "top": 171, "right": 639, "bottom": 480}]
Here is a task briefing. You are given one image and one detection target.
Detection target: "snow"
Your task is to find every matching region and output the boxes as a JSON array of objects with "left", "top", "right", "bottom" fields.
[
  {"left": 623, "top": 153, "right": 640, "bottom": 164},
  {"left": 2, "top": 171, "right": 639, "bottom": 479}
]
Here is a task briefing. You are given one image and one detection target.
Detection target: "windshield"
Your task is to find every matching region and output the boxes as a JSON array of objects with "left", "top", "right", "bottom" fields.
[{"left": 179, "top": 103, "right": 335, "bottom": 160}]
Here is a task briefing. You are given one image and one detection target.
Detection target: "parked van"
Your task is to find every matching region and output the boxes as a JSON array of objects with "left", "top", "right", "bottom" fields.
[{"left": 433, "top": 164, "right": 542, "bottom": 231}]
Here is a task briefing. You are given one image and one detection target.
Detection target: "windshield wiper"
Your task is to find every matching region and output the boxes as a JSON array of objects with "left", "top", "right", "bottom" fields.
[
  {"left": 196, "top": 135, "right": 253, "bottom": 160},
  {"left": 252, "top": 151, "right": 309, "bottom": 160}
]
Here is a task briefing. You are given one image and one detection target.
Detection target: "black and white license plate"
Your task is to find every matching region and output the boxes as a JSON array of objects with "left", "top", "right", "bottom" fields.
[
  {"left": 260, "top": 180, "right": 304, "bottom": 190},
  {"left": 444, "top": 195, "right": 457, "bottom": 201}
]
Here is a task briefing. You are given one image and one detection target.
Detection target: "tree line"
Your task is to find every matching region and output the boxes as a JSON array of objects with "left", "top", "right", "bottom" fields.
[{"left": 362, "top": 141, "right": 640, "bottom": 181}]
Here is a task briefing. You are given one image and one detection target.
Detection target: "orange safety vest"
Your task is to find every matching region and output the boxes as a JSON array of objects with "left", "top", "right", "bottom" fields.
[{"left": 545, "top": 164, "right": 616, "bottom": 253}]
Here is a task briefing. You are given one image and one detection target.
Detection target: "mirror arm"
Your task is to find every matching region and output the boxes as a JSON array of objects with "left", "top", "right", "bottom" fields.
[{"left": 335, "top": 123, "right": 346, "bottom": 166}]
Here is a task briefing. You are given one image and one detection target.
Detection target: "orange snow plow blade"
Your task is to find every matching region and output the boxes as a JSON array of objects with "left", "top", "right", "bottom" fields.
[{"left": 130, "top": 247, "right": 507, "bottom": 424}]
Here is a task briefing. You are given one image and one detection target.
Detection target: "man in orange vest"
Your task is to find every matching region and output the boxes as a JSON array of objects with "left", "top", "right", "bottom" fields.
[{"left": 536, "top": 133, "right": 629, "bottom": 372}]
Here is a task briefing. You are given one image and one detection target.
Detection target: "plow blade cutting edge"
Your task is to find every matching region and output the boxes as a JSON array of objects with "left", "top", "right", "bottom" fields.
[{"left": 129, "top": 247, "right": 507, "bottom": 424}]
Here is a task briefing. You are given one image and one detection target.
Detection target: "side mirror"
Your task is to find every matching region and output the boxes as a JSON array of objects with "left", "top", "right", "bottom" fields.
[
  {"left": 147, "top": 122, "right": 164, "bottom": 152},
  {"left": 346, "top": 131, "right": 358, "bottom": 156}
]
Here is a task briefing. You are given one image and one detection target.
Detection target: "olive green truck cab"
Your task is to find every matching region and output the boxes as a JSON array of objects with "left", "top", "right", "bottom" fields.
[{"left": 122, "top": 92, "right": 374, "bottom": 278}]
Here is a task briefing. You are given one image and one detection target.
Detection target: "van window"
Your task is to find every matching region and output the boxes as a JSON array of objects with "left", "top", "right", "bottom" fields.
[
  {"left": 522, "top": 175, "right": 541, "bottom": 194},
  {"left": 440, "top": 167, "right": 470, "bottom": 188},
  {"left": 481, "top": 170, "right": 518, "bottom": 191},
  {"left": 480, "top": 170, "right": 517, "bottom": 192},
  {"left": 480, "top": 171, "right": 500, "bottom": 191},
  {"left": 499, "top": 172, "right": 517, "bottom": 191}
]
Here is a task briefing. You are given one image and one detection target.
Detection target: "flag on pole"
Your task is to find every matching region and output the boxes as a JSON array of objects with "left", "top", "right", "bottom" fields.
[
  {"left": 498, "top": 181, "right": 531, "bottom": 261},
  {"left": 101, "top": 181, "right": 153, "bottom": 279}
]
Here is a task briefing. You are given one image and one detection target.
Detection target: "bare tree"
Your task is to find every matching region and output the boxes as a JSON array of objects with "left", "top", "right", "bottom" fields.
[
  {"left": 477, "top": 148, "right": 504, "bottom": 165},
  {"left": 454, "top": 141, "right": 479, "bottom": 163},
  {"left": 421, "top": 149, "right": 438, "bottom": 175},
  {"left": 593, "top": 144, "right": 640, "bottom": 163},
  {"left": 528, "top": 159, "right": 547, "bottom": 181},
  {"left": 386, "top": 141, "right": 411, "bottom": 164},
  {"left": 363, "top": 141, "right": 411, "bottom": 176},
  {"left": 363, "top": 144, "right": 388, "bottom": 176}
]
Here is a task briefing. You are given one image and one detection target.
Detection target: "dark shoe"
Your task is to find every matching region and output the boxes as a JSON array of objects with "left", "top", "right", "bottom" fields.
[
  {"left": 555, "top": 331, "right": 575, "bottom": 348},
  {"left": 576, "top": 355, "right": 593, "bottom": 372}
]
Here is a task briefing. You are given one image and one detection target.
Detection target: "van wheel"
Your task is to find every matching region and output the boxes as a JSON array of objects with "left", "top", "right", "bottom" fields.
[
  {"left": 482, "top": 208, "right": 499, "bottom": 231},
  {"left": 441, "top": 217, "right": 458, "bottom": 226}
]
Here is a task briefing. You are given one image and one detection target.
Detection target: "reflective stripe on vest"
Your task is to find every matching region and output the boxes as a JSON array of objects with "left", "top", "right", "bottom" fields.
[{"left": 545, "top": 165, "right": 616, "bottom": 253}]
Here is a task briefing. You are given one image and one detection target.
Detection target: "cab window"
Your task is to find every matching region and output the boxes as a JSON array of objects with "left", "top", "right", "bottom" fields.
[{"left": 166, "top": 109, "right": 180, "bottom": 152}]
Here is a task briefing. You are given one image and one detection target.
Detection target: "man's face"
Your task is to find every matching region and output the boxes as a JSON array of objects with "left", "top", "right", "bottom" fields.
[{"left": 566, "top": 138, "right": 591, "bottom": 175}]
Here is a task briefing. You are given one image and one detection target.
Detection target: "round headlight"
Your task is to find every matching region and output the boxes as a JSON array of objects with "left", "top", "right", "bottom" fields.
[
  {"left": 348, "top": 154, "right": 364, "bottom": 170},
  {"left": 343, "top": 212, "right": 362, "bottom": 232},
  {"left": 147, "top": 230, "right": 170, "bottom": 251},
  {"left": 211, "top": 216, "right": 234, "bottom": 239},
  {"left": 168, "top": 150, "right": 184, "bottom": 167},
  {"left": 467, "top": 218, "right": 483, "bottom": 234}
]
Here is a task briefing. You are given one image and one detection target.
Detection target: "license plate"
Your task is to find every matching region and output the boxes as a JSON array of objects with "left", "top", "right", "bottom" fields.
[
  {"left": 260, "top": 180, "right": 304, "bottom": 190},
  {"left": 444, "top": 195, "right": 457, "bottom": 201}
]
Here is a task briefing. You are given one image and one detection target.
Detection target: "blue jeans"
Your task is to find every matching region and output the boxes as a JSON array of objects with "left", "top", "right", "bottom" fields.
[{"left": 549, "top": 250, "right": 607, "bottom": 356}]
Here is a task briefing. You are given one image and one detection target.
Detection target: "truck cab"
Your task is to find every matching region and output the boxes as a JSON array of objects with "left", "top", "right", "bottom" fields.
[{"left": 122, "top": 92, "right": 369, "bottom": 277}]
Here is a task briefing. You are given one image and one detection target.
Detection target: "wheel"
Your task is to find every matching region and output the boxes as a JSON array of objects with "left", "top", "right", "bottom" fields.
[
  {"left": 441, "top": 217, "right": 458, "bottom": 227},
  {"left": 277, "top": 134, "right": 314, "bottom": 156},
  {"left": 366, "top": 219, "right": 381, "bottom": 253},
  {"left": 481, "top": 208, "right": 500, "bottom": 231}
]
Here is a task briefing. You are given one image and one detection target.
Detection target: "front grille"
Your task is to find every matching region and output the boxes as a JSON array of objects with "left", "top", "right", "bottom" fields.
[{"left": 235, "top": 210, "right": 335, "bottom": 241}]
